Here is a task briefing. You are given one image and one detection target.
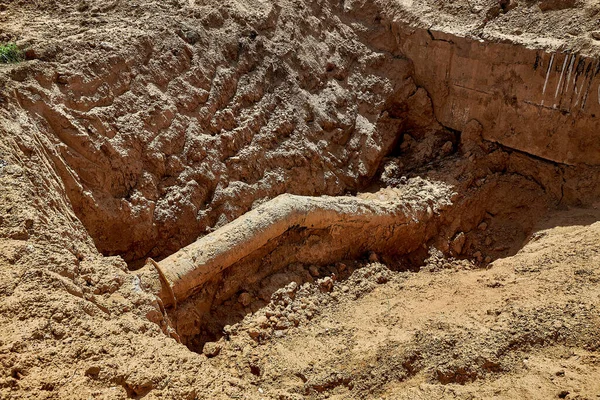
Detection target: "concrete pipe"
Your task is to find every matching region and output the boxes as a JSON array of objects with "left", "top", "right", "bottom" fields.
[{"left": 138, "top": 188, "right": 453, "bottom": 308}]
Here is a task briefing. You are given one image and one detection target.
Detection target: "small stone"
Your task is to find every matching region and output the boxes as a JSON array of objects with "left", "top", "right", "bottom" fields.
[
  {"left": 309, "top": 265, "right": 320, "bottom": 277},
  {"left": 289, "top": 315, "right": 300, "bottom": 326},
  {"left": 256, "top": 315, "right": 269, "bottom": 328},
  {"left": 368, "top": 252, "right": 379, "bottom": 263},
  {"left": 98, "top": 42, "right": 116, "bottom": 51},
  {"left": 124, "top": 375, "right": 153, "bottom": 395},
  {"left": 473, "top": 251, "right": 483, "bottom": 262},
  {"left": 375, "top": 273, "right": 389, "bottom": 284},
  {"left": 318, "top": 277, "right": 334, "bottom": 293},
  {"left": 238, "top": 292, "right": 254, "bottom": 307},
  {"left": 24, "top": 218, "right": 34, "bottom": 230},
  {"left": 591, "top": 31, "right": 600, "bottom": 40},
  {"left": 441, "top": 141, "right": 453, "bottom": 154},
  {"left": 76, "top": 0, "right": 89, "bottom": 12},
  {"left": 484, "top": 256, "right": 492, "bottom": 263},
  {"left": 341, "top": 285, "right": 350, "bottom": 293},
  {"left": 248, "top": 327, "right": 261, "bottom": 340},
  {"left": 451, "top": 232, "right": 466, "bottom": 255},
  {"left": 285, "top": 282, "right": 298, "bottom": 296},
  {"left": 85, "top": 366, "right": 101, "bottom": 377},
  {"left": 485, "top": 237, "right": 493, "bottom": 246},
  {"left": 202, "top": 342, "right": 222, "bottom": 358},
  {"left": 336, "top": 262, "right": 347, "bottom": 272},
  {"left": 9, "top": 227, "right": 28, "bottom": 240},
  {"left": 56, "top": 74, "right": 70, "bottom": 84},
  {"left": 275, "top": 318, "right": 291, "bottom": 330},
  {"left": 478, "top": 222, "right": 488, "bottom": 231},
  {"left": 558, "top": 390, "right": 569, "bottom": 399}
]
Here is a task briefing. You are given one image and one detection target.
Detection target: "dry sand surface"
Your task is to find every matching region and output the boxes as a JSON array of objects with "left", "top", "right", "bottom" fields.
[{"left": 1, "top": 0, "right": 600, "bottom": 398}]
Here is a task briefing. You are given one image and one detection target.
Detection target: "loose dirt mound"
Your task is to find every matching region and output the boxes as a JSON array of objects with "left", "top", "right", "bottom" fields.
[
  {"left": 0, "top": 0, "right": 599, "bottom": 399},
  {"left": 209, "top": 210, "right": 600, "bottom": 399}
]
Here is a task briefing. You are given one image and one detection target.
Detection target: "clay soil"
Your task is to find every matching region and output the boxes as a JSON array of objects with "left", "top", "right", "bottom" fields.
[{"left": 1, "top": 0, "right": 600, "bottom": 399}]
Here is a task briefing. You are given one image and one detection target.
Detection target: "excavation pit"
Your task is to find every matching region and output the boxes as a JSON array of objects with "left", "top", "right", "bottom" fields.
[
  {"left": 3, "top": 0, "right": 600, "bottom": 397},
  {"left": 135, "top": 150, "right": 580, "bottom": 350}
]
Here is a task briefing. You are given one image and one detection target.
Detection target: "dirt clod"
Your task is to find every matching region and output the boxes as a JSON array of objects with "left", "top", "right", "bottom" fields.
[
  {"left": 202, "top": 342, "right": 222, "bottom": 358},
  {"left": 451, "top": 232, "right": 466, "bottom": 255}
]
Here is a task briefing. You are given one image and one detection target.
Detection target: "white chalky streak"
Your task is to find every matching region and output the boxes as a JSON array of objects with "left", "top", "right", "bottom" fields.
[
  {"left": 564, "top": 54, "right": 576, "bottom": 106},
  {"left": 574, "top": 74, "right": 587, "bottom": 108},
  {"left": 541, "top": 53, "right": 555, "bottom": 106},
  {"left": 571, "top": 59, "right": 580, "bottom": 95},
  {"left": 554, "top": 53, "right": 569, "bottom": 100}
]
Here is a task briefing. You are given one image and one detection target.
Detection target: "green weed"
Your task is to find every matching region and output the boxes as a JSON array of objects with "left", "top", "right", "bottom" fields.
[{"left": 0, "top": 43, "right": 23, "bottom": 64}]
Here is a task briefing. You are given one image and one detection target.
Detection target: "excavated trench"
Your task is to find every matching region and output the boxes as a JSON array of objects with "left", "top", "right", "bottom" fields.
[
  {"left": 4, "top": 0, "right": 600, "bottom": 353},
  {"left": 137, "top": 151, "right": 567, "bottom": 350},
  {"left": 134, "top": 22, "right": 600, "bottom": 350},
  {"left": 132, "top": 24, "right": 600, "bottom": 346}
]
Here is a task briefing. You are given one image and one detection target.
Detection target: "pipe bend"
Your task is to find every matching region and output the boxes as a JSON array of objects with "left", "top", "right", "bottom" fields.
[{"left": 137, "top": 190, "right": 448, "bottom": 307}]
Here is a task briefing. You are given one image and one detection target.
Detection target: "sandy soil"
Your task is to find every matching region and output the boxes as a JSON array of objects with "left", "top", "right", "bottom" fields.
[
  {"left": 213, "top": 207, "right": 600, "bottom": 399},
  {"left": 0, "top": 0, "right": 599, "bottom": 399}
]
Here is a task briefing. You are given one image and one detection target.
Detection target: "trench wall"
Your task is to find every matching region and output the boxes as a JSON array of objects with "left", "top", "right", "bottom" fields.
[{"left": 395, "top": 26, "right": 600, "bottom": 166}]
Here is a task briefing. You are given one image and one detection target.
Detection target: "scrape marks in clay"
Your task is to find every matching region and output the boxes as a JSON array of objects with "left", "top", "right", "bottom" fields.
[{"left": 536, "top": 51, "right": 600, "bottom": 112}]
